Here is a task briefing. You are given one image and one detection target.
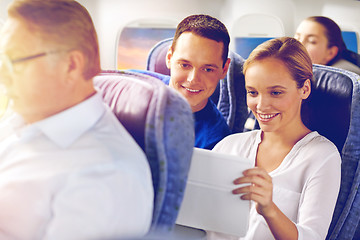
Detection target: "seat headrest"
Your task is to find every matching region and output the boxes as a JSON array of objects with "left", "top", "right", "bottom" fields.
[
  {"left": 302, "top": 65, "right": 353, "bottom": 152},
  {"left": 147, "top": 38, "right": 172, "bottom": 76},
  {"left": 94, "top": 71, "right": 156, "bottom": 149}
]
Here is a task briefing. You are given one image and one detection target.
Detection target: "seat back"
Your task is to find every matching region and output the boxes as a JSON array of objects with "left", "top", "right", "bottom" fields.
[
  {"left": 93, "top": 70, "right": 195, "bottom": 235},
  {"left": 147, "top": 38, "right": 248, "bottom": 134},
  {"left": 302, "top": 65, "right": 353, "bottom": 152},
  {"left": 300, "top": 65, "right": 360, "bottom": 240},
  {"left": 147, "top": 38, "right": 172, "bottom": 76}
]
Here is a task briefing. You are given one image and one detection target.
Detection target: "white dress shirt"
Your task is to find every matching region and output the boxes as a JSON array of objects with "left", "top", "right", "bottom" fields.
[
  {"left": 0, "top": 92, "right": 153, "bottom": 240},
  {"left": 207, "top": 130, "right": 341, "bottom": 240}
]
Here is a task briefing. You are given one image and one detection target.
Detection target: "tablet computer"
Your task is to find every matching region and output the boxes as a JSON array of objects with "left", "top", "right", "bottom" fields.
[{"left": 176, "top": 147, "right": 253, "bottom": 237}]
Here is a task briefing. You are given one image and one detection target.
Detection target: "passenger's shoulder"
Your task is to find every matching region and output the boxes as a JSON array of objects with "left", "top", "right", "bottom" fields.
[
  {"left": 309, "top": 132, "right": 338, "bottom": 149},
  {"left": 302, "top": 131, "right": 341, "bottom": 160}
]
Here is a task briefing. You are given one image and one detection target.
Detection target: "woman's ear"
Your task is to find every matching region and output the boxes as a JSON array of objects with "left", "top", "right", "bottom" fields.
[
  {"left": 325, "top": 46, "right": 339, "bottom": 64},
  {"left": 301, "top": 79, "right": 311, "bottom": 100}
]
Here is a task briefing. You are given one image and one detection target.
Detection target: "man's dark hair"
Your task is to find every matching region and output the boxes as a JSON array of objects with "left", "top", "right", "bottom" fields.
[{"left": 172, "top": 14, "right": 230, "bottom": 66}]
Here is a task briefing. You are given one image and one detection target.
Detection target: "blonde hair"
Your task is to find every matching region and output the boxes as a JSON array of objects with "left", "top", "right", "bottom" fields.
[
  {"left": 8, "top": 0, "right": 100, "bottom": 80},
  {"left": 243, "top": 37, "right": 313, "bottom": 88}
]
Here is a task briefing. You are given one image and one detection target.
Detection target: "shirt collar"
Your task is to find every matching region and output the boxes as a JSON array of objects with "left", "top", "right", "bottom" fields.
[
  {"left": 0, "top": 112, "right": 26, "bottom": 140},
  {"left": 33, "top": 92, "right": 105, "bottom": 148}
]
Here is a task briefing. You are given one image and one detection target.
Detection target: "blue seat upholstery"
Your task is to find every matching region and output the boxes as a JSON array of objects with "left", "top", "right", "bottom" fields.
[
  {"left": 93, "top": 70, "right": 195, "bottom": 235},
  {"left": 300, "top": 65, "right": 360, "bottom": 240},
  {"left": 302, "top": 65, "right": 353, "bottom": 152},
  {"left": 147, "top": 38, "right": 248, "bottom": 134}
]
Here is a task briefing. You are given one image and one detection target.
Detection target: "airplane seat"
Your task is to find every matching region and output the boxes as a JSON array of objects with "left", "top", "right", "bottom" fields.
[
  {"left": 147, "top": 38, "right": 248, "bottom": 134},
  {"left": 302, "top": 65, "right": 353, "bottom": 152},
  {"left": 146, "top": 38, "right": 172, "bottom": 76},
  {"left": 300, "top": 64, "right": 360, "bottom": 240},
  {"left": 93, "top": 70, "right": 195, "bottom": 237},
  {"left": 344, "top": 49, "right": 360, "bottom": 68}
]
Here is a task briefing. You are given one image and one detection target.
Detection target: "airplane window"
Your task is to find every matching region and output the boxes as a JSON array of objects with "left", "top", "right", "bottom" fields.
[
  {"left": 342, "top": 31, "right": 358, "bottom": 53},
  {"left": 231, "top": 14, "right": 285, "bottom": 59},
  {"left": 235, "top": 37, "right": 273, "bottom": 59},
  {"left": 117, "top": 26, "right": 176, "bottom": 70}
]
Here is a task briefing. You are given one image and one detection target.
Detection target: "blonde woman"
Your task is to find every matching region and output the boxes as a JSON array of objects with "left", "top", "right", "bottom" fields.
[{"left": 208, "top": 37, "right": 341, "bottom": 240}]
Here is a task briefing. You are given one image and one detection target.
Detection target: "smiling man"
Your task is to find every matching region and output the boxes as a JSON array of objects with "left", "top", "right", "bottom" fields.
[{"left": 133, "top": 14, "right": 231, "bottom": 149}]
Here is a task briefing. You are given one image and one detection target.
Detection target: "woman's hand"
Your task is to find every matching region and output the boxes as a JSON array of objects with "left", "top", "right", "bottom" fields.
[
  {"left": 233, "top": 167, "right": 298, "bottom": 239},
  {"left": 232, "top": 167, "right": 275, "bottom": 217}
]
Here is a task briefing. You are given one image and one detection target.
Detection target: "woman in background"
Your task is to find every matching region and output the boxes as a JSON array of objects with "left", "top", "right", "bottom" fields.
[
  {"left": 295, "top": 16, "right": 360, "bottom": 75},
  {"left": 207, "top": 37, "right": 341, "bottom": 240}
]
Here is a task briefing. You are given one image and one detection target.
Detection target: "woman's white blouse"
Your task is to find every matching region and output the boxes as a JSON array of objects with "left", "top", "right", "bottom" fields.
[{"left": 207, "top": 130, "right": 341, "bottom": 240}]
